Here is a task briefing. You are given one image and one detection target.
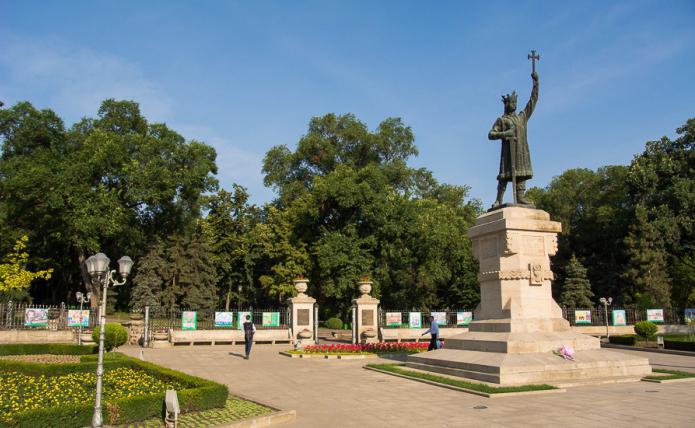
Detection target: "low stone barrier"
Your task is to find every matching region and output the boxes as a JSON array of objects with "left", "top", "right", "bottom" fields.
[
  {"left": 379, "top": 327, "right": 468, "bottom": 342},
  {"left": 0, "top": 329, "right": 74, "bottom": 344},
  {"left": 168, "top": 328, "right": 292, "bottom": 346}
]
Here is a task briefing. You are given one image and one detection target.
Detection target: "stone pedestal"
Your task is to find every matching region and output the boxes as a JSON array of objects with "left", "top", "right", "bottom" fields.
[
  {"left": 353, "top": 281, "right": 379, "bottom": 344},
  {"left": 287, "top": 279, "right": 316, "bottom": 345},
  {"left": 407, "top": 207, "right": 651, "bottom": 386}
]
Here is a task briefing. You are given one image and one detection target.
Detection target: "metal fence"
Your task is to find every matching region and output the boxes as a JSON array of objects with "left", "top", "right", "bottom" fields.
[
  {"left": 139, "top": 307, "right": 292, "bottom": 333},
  {"left": 379, "top": 307, "right": 686, "bottom": 329},
  {"left": 0, "top": 302, "right": 98, "bottom": 330},
  {"left": 562, "top": 307, "right": 683, "bottom": 326},
  {"left": 378, "top": 309, "right": 474, "bottom": 329}
]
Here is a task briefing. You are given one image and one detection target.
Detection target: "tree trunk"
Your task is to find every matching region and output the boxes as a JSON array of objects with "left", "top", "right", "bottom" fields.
[{"left": 77, "top": 248, "right": 100, "bottom": 311}]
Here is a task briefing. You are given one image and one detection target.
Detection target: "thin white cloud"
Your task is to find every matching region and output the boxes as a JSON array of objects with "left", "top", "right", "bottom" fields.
[
  {"left": 0, "top": 34, "right": 172, "bottom": 122},
  {"left": 175, "top": 123, "right": 271, "bottom": 203}
]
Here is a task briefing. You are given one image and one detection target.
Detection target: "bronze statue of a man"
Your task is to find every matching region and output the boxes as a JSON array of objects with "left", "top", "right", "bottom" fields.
[{"left": 488, "top": 70, "right": 538, "bottom": 208}]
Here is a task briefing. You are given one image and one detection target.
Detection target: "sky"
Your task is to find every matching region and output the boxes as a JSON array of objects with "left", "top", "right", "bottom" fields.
[{"left": 1, "top": 1, "right": 694, "bottom": 207}]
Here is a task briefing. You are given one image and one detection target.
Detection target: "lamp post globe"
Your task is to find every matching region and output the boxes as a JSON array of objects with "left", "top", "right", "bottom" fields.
[{"left": 117, "top": 256, "right": 134, "bottom": 278}]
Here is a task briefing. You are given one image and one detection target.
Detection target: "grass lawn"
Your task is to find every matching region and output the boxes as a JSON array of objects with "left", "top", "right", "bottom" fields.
[
  {"left": 116, "top": 396, "right": 274, "bottom": 428},
  {"left": 643, "top": 369, "right": 695, "bottom": 381},
  {"left": 365, "top": 363, "right": 557, "bottom": 394}
]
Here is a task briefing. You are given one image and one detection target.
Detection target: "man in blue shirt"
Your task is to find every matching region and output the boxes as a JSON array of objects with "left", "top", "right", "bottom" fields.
[{"left": 421, "top": 315, "right": 440, "bottom": 351}]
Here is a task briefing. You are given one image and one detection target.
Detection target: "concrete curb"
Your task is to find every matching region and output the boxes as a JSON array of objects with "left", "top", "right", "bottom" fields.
[
  {"left": 363, "top": 366, "right": 566, "bottom": 398},
  {"left": 279, "top": 351, "right": 377, "bottom": 359},
  {"left": 212, "top": 409, "right": 296, "bottom": 428},
  {"left": 642, "top": 377, "right": 695, "bottom": 384}
]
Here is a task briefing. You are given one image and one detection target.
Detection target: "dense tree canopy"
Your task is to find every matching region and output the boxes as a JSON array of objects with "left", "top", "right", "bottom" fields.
[
  {"left": 1, "top": 98, "right": 691, "bottom": 314},
  {"left": 0, "top": 100, "right": 218, "bottom": 308}
]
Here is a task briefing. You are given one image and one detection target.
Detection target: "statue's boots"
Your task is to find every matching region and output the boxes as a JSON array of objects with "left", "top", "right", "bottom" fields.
[
  {"left": 516, "top": 181, "right": 529, "bottom": 204},
  {"left": 491, "top": 182, "right": 506, "bottom": 209}
]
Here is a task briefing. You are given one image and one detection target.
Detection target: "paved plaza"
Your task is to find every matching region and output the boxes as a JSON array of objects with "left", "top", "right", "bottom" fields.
[{"left": 121, "top": 345, "right": 695, "bottom": 427}]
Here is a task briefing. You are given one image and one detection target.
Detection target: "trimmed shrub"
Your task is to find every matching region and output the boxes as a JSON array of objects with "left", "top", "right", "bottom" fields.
[
  {"left": 324, "top": 317, "right": 343, "bottom": 330},
  {"left": 0, "top": 343, "right": 97, "bottom": 356},
  {"left": 92, "top": 323, "right": 128, "bottom": 351},
  {"left": 634, "top": 321, "right": 658, "bottom": 339},
  {"left": 608, "top": 335, "right": 637, "bottom": 346},
  {"left": 664, "top": 337, "right": 695, "bottom": 352}
]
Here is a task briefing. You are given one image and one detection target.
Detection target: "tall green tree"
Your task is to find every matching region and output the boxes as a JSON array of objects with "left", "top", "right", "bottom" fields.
[
  {"left": 626, "top": 118, "right": 694, "bottom": 307},
  {"left": 559, "top": 255, "right": 594, "bottom": 307},
  {"left": 262, "top": 113, "right": 480, "bottom": 316},
  {"left": 0, "top": 100, "right": 218, "bottom": 308},
  {"left": 129, "top": 231, "right": 218, "bottom": 311},
  {"left": 622, "top": 205, "right": 672, "bottom": 306}
]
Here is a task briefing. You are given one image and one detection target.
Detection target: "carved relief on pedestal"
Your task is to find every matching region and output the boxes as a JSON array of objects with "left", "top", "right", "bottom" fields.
[
  {"left": 479, "top": 267, "right": 554, "bottom": 284},
  {"left": 530, "top": 263, "right": 543, "bottom": 285},
  {"left": 503, "top": 232, "right": 518, "bottom": 255},
  {"left": 545, "top": 235, "right": 558, "bottom": 256}
]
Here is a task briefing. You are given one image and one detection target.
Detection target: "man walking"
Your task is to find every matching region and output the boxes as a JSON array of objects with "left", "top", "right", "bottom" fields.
[
  {"left": 243, "top": 314, "right": 256, "bottom": 360},
  {"left": 421, "top": 315, "right": 440, "bottom": 351}
]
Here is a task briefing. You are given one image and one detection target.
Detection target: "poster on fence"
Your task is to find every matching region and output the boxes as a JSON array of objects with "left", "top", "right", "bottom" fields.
[
  {"left": 612, "top": 309, "right": 626, "bottom": 326},
  {"left": 408, "top": 312, "right": 421, "bottom": 328},
  {"left": 386, "top": 312, "right": 402, "bottom": 327},
  {"left": 24, "top": 308, "right": 48, "bottom": 327},
  {"left": 685, "top": 309, "right": 695, "bottom": 323},
  {"left": 431, "top": 311, "right": 447, "bottom": 326},
  {"left": 574, "top": 310, "right": 592, "bottom": 324},
  {"left": 214, "top": 311, "right": 234, "bottom": 327},
  {"left": 456, "top": 311, "right": 473, "bottom": 326},
  {"left": 646, "top": 309, "right": 664, "bottom": 323},
  {"left": 262, "top": 312, "right": 280, "bottom": 327},
  {"left": 181, "top": 311, "right": 197, "bottom": 330},
  {"left": 67, "top": 310, "right": 90, "bottom": 327},
  {"left": 238, "top": 311, "right": 251, "bottom": 330}
]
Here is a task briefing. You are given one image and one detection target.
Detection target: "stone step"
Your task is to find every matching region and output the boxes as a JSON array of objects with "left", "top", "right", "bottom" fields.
[{"left": 406, "top": 348, "right": 652, "bottom": 386}]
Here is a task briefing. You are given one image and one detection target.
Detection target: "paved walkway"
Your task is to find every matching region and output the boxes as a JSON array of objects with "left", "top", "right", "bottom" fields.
[{"left": 121, "top": 345, "right": 695, "bottom": 427}]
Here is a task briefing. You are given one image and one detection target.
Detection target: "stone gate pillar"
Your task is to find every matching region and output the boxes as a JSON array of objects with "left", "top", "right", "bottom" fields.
[
  {"left": 352, "top": 278, "right": 379, "bottom": 344},
  {"left": 287, "top": 278, "right": 316, "bottom": 345}
]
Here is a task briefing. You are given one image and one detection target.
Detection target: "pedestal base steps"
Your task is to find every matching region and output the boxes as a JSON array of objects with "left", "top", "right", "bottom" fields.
[{"left": 406, "top": 346, "right": 651, "bottom": 386}]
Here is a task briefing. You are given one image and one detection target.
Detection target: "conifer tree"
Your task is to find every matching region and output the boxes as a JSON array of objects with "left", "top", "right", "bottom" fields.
[
  {"left": 560, "top": 254, "right": 594, "bottom": 307},
  {"left": 622, "top": 205, "right": 671, "bottom": 306}
]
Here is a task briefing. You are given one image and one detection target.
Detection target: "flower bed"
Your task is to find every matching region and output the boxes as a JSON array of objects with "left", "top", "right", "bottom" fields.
[
  {"left": 299, "top": 342, "right": 435, "bottom": 354},
  {"left": 0, "top": 351, "right": 227, "bottom": 427},
  {"left": 0, "top": 367, "right": 187, "bottom": 416}
]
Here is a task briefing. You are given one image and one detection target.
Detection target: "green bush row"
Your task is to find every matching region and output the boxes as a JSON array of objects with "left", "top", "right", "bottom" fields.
[
  {"left": 0, "top": 343, "right": 97, "bottom": 356},
  {"left": 608, "top": 335, "right": 637, "bottom": 346},
  {"left": 664, "top": 339, "right": 695, "bottom": 352},
  {"left": 0, "top": 354, "right": 228, "bottom": 427}
]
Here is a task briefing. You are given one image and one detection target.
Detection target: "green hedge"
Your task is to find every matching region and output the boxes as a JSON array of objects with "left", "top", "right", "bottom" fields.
[
  {"left": 664, "top": 339, "right": 695, "bottom": 352},
  {"left": 0, "top": 343, "right": 97, "bottom": 356},
  {"left": 0, "top": 354, "right": 228, "bottom": 427},
  {"left": 608, "top": 335, "right": 637, "bottom": 346}
]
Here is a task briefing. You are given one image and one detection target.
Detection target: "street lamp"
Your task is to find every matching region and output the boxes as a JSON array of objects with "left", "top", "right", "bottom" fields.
[
  {"left": 75, "top": 291, "right": 92, "bottom": 346},
  {"left": 85, "top": 253, "right": 133, "bottom": 428},
  {"left": 599, "top": 297, "right": 613, "bottom": 339}
]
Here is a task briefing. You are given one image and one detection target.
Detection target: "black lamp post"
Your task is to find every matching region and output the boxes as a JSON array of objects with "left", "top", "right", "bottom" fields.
[{"left": 85, "top": 253, "right": 133, "bottom": 428}]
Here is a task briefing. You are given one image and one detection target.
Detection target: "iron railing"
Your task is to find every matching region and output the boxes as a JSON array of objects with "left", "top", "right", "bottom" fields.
[
  {"left": 378, "top": 309, "right": 474, "bottom": 329},
  {"left": 0, "top": 302, "right": 98, "bottom": 330}
]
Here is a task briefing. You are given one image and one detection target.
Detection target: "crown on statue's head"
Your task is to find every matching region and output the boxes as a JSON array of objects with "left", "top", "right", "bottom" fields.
[{"left": 501, "top": 91, "right": 517, "bottom": 104}]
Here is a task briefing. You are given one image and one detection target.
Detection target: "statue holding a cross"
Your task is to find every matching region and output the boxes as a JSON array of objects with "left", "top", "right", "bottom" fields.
[{"left": 487, "top": 50, "right": 540, "bottom": 209}]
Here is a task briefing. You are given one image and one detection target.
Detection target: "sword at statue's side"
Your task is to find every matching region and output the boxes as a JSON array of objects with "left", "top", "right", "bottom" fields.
[{"left": 510, "top": 134, "right": 517, "bottom": 204}]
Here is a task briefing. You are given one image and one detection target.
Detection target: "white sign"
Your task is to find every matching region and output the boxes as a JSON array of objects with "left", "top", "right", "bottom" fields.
[
  {"left": 431, "top": 312, "right": 447, "bottom": 326},
  {"left": 646, "top": 309, "right": 664, "bottom": 323}
]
